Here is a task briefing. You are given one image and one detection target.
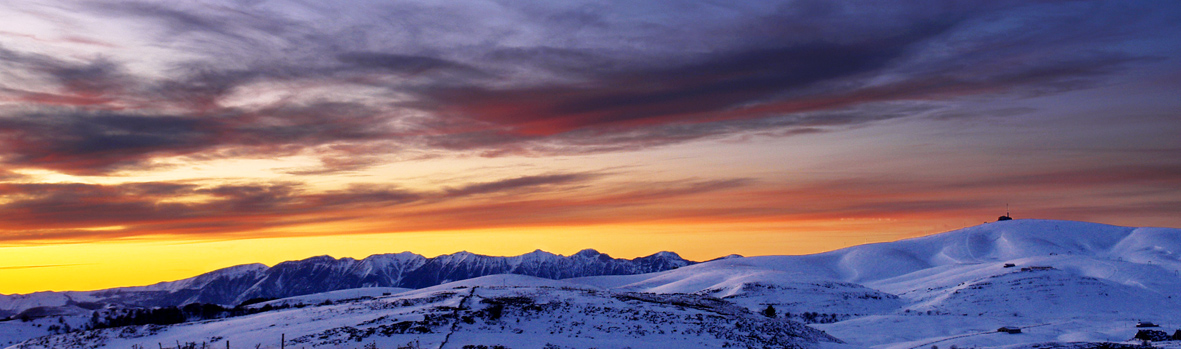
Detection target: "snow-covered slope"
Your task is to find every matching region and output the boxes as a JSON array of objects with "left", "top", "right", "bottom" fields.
[
  {"left": 9, "top": 276, "right": 840, "bottom": 349},
  {"left": 566, "top": 220, "right": 1181, "bottom": 348},
  {"left": 250, "top": 287, "right": 412, "bottom": 309},
  {"left": 571, "top": 263, "right": 904, "bottom": 316},
  {"left": 678, "top": 220, "right": 1180, "bottom": 284}
]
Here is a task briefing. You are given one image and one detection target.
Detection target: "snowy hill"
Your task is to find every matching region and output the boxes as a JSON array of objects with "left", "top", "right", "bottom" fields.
[
  {"left": 683, "top": 220, "right": 1180, "bottom": 284},
  {"left": 5, "top": 219, "right": 1181, "bottom": 349},
  {"left": 571, "top": 263, "right": 904, "bottom": 317},
  {"left": 249, "top": 287, "right": 412, "bottom": 309},
  {"left": 565, "top": 220, "right": 1181, "bottom": 348},
  {"left": 9, "top": 276, "right": 841, "bottom": 349}
]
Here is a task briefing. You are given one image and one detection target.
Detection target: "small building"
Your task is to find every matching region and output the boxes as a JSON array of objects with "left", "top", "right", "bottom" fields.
[
  {"left": 1137, "top": 321, "right": 1160, "bottom": 328},
  {"left": 1134, "top": 329, "right": 1169, "bottom": 341},
  {"left": 1003, "top": 263, "right": 1016, "bottom": 268},
  {"left": 997, "top": 205, "right": 1013, "bottom": 221},
  {"left": 998, "top": 326, "right": 1022, "bottom": 334},
  {"left": 1020, "top": 266, "right": 1054, "bottom": 272}
]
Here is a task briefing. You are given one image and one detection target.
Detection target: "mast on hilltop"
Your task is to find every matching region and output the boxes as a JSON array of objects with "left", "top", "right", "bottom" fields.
[{"left": 998, "top": 204, "right": 1013, "bottom": 221}]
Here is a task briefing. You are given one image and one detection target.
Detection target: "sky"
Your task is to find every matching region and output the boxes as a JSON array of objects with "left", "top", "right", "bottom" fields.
[{"left": 0, "top": 0, "right": 1179, "bottom": 294}]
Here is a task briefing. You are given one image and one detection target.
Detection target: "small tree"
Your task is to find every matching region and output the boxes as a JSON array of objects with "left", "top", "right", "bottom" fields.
[{"left": 761, "top": 305, "right": 776, "bottom": 318}]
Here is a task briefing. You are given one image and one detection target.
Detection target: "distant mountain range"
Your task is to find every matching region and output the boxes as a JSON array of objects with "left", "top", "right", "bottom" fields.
[{"left": 0, "top": 249, "right": 693, "bottom": 318}]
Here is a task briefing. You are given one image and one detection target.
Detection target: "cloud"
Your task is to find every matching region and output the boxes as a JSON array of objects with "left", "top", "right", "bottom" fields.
[
  {"left": 0, "top": 169, "right": 25, "bottom": 181},
  {"left": 337, "top": 52, "right": 487, "bottom": 77},
  {"left": 1, "top": 159, "right": 1177, "bottom": 243},
  {"left": 423, "top": 22, "right": 957, "bottom": 136},
  {"left": 0, "top": 46, "right": 132, "bottom": 107},
  {"left": 86, "top": 1, "right": 300, "bottom": 45},
  {"left": 0, "top": 173, "right": 612, "bottom": 242},
  {"left": 956, "top": 164, "right": 1181, "bottom": 189},
  {"left": 742, "top": 163, "right": 1181, "bottom": 222},
  {"left": 443, "top": 173, "right": 599, "bottom": 197},
  {"left": 0, "top": 111, "right": 213, "bottom": 174},
  {"left": 0, "top": 181, "right": 400, "bottom": 241},
  {"left": 0, "top": 102, "right": 401, "bottom": 174},
  {"left": 0, "top": 0, "right": 1175, "bottom": 175},
  {"left": 356, "top": 178, "right": 757, "bottom": 232},
  {"left": 0, "top": 264, "right": 85, "bottom": 270}
]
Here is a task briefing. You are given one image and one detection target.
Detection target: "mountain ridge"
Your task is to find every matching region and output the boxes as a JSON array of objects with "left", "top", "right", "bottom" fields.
[{"left": 0, "top": 249, "right": 694, "bottom": 318}]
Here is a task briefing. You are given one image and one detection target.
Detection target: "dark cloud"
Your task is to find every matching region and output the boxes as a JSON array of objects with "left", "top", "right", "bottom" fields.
[
  {"left": 0, "top": 180, "right": 394, "bottom": 238},
  {"left": 0, "top": 174, "right": 772, "bottom": 242},
  {"left": 42, "top": 58, "right": 130, "bottom": 96},
  {"left": 443, "top": 173, "right": 599, "bottom": 197},
  {"left": 426, "top": 22, "right": 956, "bottom": 136},
  {"left": 422, "top": 102, "right": 940, "bottom": 155},
  {"left": 337, "top": 52, "right": 487, "bottom": 77},
  {"left": 0, "top": 46, "right": 132, "bottom": 106},
  {"left": 0, "top": 173, "right": 608, "bottom": 241},
  {"left": 0, "top": 0, "right": 1176, "bottom": 175},
  {"left": 0, "top": 102, "right": 399, "bottom": 174},
  {"left": 0, "top": 112, "right": 213, "bottom": 174}
]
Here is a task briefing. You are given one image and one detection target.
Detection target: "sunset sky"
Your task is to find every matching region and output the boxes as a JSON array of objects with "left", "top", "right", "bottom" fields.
[{"left": 1, "top": 0, "right": 1179, "bottom": 294}]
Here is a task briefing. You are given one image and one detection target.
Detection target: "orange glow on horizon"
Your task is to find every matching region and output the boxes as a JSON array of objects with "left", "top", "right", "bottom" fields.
[{"left": 0, "top": 219, "right": 937, "bottom": 295}]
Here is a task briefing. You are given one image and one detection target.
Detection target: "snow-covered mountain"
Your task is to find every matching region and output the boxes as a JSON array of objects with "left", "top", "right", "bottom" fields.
[
  {"left": 10, "top": 276, "right": 844, "bottom": 349},
  {"left": 572, "top": 220, "right": 1181, "bottom": 348},
  {"left": 0, "top": 249, "right": 692, "bottom": 318},
  {"left": 4, "top": 219, "right": 1181, "bottom": 349}
]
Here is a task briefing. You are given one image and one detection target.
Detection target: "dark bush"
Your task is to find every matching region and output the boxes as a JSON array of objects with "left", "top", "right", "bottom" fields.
[{"left": 1135, "top": 329, "right": 1170, "bottom": 341}]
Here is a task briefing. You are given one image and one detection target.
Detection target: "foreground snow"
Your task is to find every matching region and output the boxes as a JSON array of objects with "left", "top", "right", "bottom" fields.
[{"left": 10, "top": 275, "right": 838, "bottom": 349}]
